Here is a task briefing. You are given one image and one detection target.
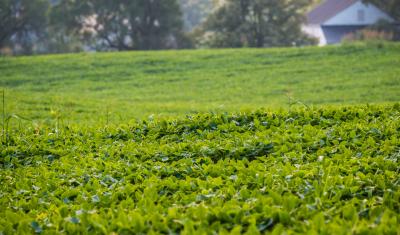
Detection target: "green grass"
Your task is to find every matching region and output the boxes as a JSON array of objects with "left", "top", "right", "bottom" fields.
[
  {"left": 0, "top": 42, "right": 399, "bottom": 123},
  {"left": 0, "top": 105, "right": 399, "bottom": 234}
]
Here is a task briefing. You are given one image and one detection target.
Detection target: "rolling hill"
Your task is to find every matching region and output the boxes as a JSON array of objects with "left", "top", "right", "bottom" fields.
[{"left": 0, "top": 42, "right": 399, "bottom": 123}]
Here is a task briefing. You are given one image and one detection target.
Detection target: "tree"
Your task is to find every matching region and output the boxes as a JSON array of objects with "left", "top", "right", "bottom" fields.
[
  {"left": 179, "top": 0, "right": 223, "bottom": 32},
  {"left": 0, "top": 0, "right": 50, "bottom": 54},
  {"left": 44, "top": 0, "right": 91, "bottom": 53},
  {"left": 200, "top": 0, "right": 316, "bottom": 48},
  {"left": 57, "top": 0, "right": 191, "bottom": 51}
]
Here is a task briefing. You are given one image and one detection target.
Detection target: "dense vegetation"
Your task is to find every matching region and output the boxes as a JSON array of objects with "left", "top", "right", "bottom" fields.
[
  {"left": 0, "top": 0, "right": 314, "bottom": 55},
  {"left": 1, "top": 44, "right": 399, "bottom": 234},
  {"left": 200, "top": 0, "right": 314, "bottom": 47},
  {"left": 1, "top": 104, "right": 399, "bottom": 234}
]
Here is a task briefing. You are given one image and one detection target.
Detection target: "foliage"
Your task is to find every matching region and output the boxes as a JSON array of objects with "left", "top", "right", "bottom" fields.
[
  {"left": 0, "top": 0, "right": 192, "bottom": 54},
  {"left": 179, "top": 0, "right": 222, "bottom": 32},
  {"left": 200, "top": 0, "right": 317, "bottom": 48},
  {"left": 42, "top": 0, "right": 90, "bottom": 54},
  {"left": 0, "top": 0, "right": 50, "bottom": 55},
  {"left": 0, "top": 105, "right": 399, "bottom": 234},
  {"left": 0, "top": 43, "right": 399, "bottom": 122},
  {"left": 343, "top": 22, "right": 400, "bottom": 44},
  {"left": 369, "top": 20, "right": 400, "bottom": 41},
  {"left": 343, "top": 28, "right": 395, "bottom": 43},
  {"left": 56, "top": 0, "right": 191, "bottom": 50}
]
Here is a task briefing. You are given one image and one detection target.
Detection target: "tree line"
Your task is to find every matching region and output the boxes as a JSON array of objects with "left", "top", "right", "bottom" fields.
[{"left": 0, "top": 0, "right": 398, "bottom": 55}]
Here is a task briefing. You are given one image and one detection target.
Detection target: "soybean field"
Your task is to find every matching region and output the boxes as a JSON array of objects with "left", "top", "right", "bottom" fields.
[{"left": 0, "top": 43, "right": 399, "bottom": 234}]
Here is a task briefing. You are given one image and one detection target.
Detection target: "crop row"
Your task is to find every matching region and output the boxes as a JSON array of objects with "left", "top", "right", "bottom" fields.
[{"left": 0, "top": 105, "right": 399, "bottom": 234}]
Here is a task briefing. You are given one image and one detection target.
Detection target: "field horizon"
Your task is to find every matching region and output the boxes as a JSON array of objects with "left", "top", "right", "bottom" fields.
[{"left": 0, "top": 42, "right": 399, "bottom": 124}]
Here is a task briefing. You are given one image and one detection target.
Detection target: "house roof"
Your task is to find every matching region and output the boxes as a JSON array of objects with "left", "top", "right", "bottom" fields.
[{"left": 307, "top": 0, "right": 359, "bottom": 24}]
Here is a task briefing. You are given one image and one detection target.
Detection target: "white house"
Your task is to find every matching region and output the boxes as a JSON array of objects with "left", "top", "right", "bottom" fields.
[{"left": 303, "top": 0, "right": 395, "bottom": 45}]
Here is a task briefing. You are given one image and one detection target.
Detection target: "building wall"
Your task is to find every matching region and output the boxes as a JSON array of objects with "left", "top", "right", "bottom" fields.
[
  {"left": 323, "top": 0, "right": 394, "bottom": 26},
  {"left": 302, "top": 24, "right": 327, "bottom": 46}
]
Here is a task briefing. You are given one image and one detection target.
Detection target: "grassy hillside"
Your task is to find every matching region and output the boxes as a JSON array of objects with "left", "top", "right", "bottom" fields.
[
  {"left": 1, "top": 105, "right": 399, "bottom": 234},
  {"left": 0, "top": 42, "right": 399, "bottom": 123}
]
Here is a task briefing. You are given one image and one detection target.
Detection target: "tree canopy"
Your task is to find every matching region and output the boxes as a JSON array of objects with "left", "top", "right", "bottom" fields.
[
  {"left": 179, "top": 0, "right": 224, "bottom": 32},
  {"left": 48, "top": 0, "right": 191, "bottom": 51},
  {"left": 4, "top": 0, "right": 397, "bottom": 55},
  {"left": 0, "top": 0, "right": 50, "bottom": 54},
  {"left": 0, "top": 0, "right": 190, "bottom": 54},
  {"left": 200, "top": 0, "right": 316, "bottom": 48}
]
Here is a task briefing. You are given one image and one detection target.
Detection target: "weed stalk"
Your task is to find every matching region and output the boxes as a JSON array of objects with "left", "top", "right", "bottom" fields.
[
  {"left": 106, "top": 106, "right": 109, "bottom": 126},
  {"left": 2, "top": 89, "right": 5, "bottom": 144},
  {"left": 286, "top": 92, "right": 293, "bottom": 113}
]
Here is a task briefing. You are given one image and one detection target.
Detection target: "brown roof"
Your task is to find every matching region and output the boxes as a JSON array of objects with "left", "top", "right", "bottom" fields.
[{"left": 307, "top": 0, "right": 358, "bottom": 24}]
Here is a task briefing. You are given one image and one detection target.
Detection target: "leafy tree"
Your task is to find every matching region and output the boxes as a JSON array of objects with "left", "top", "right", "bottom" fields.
[
  {"left": 44, "top": 0, "right": 91, "bottom": 53},
  {"left": 179, "top": 0, "right": 223, "bottom": 32},
  {"left": 0, "top": 0, "right": 50, "bottom": 54},
  {"left": 58, "top": 0, "right": 191, "bottom": 51},
  {"left": 201, "top": 0, "right": 316, "bottom": 48}
]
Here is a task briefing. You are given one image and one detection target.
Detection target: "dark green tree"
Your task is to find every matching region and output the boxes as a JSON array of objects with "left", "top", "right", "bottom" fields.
[
  {"left": 179, "top": 0, "right": 222, "bottom": 32},
  {"left": 201, "top": 0, "right": 316, "bottom": 48},
  {"left": 59, "top": 0, "right": 191, "bottom": 50},
  {"left": 0, "top": 0, "right": 50, "bottom": 54},
  {"left": 44, "top": 0, "right": 91, "bottom": 53}
]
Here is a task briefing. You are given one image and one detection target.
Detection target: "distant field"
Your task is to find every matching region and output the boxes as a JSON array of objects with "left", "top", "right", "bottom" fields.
[{"left": 0, "top": 42, "right": 399, "bottom": 123}]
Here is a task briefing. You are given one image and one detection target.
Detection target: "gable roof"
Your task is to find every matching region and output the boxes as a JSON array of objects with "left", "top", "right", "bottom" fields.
[{"left": 307, "top": 0, "right": 358, "bottom": 24}]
